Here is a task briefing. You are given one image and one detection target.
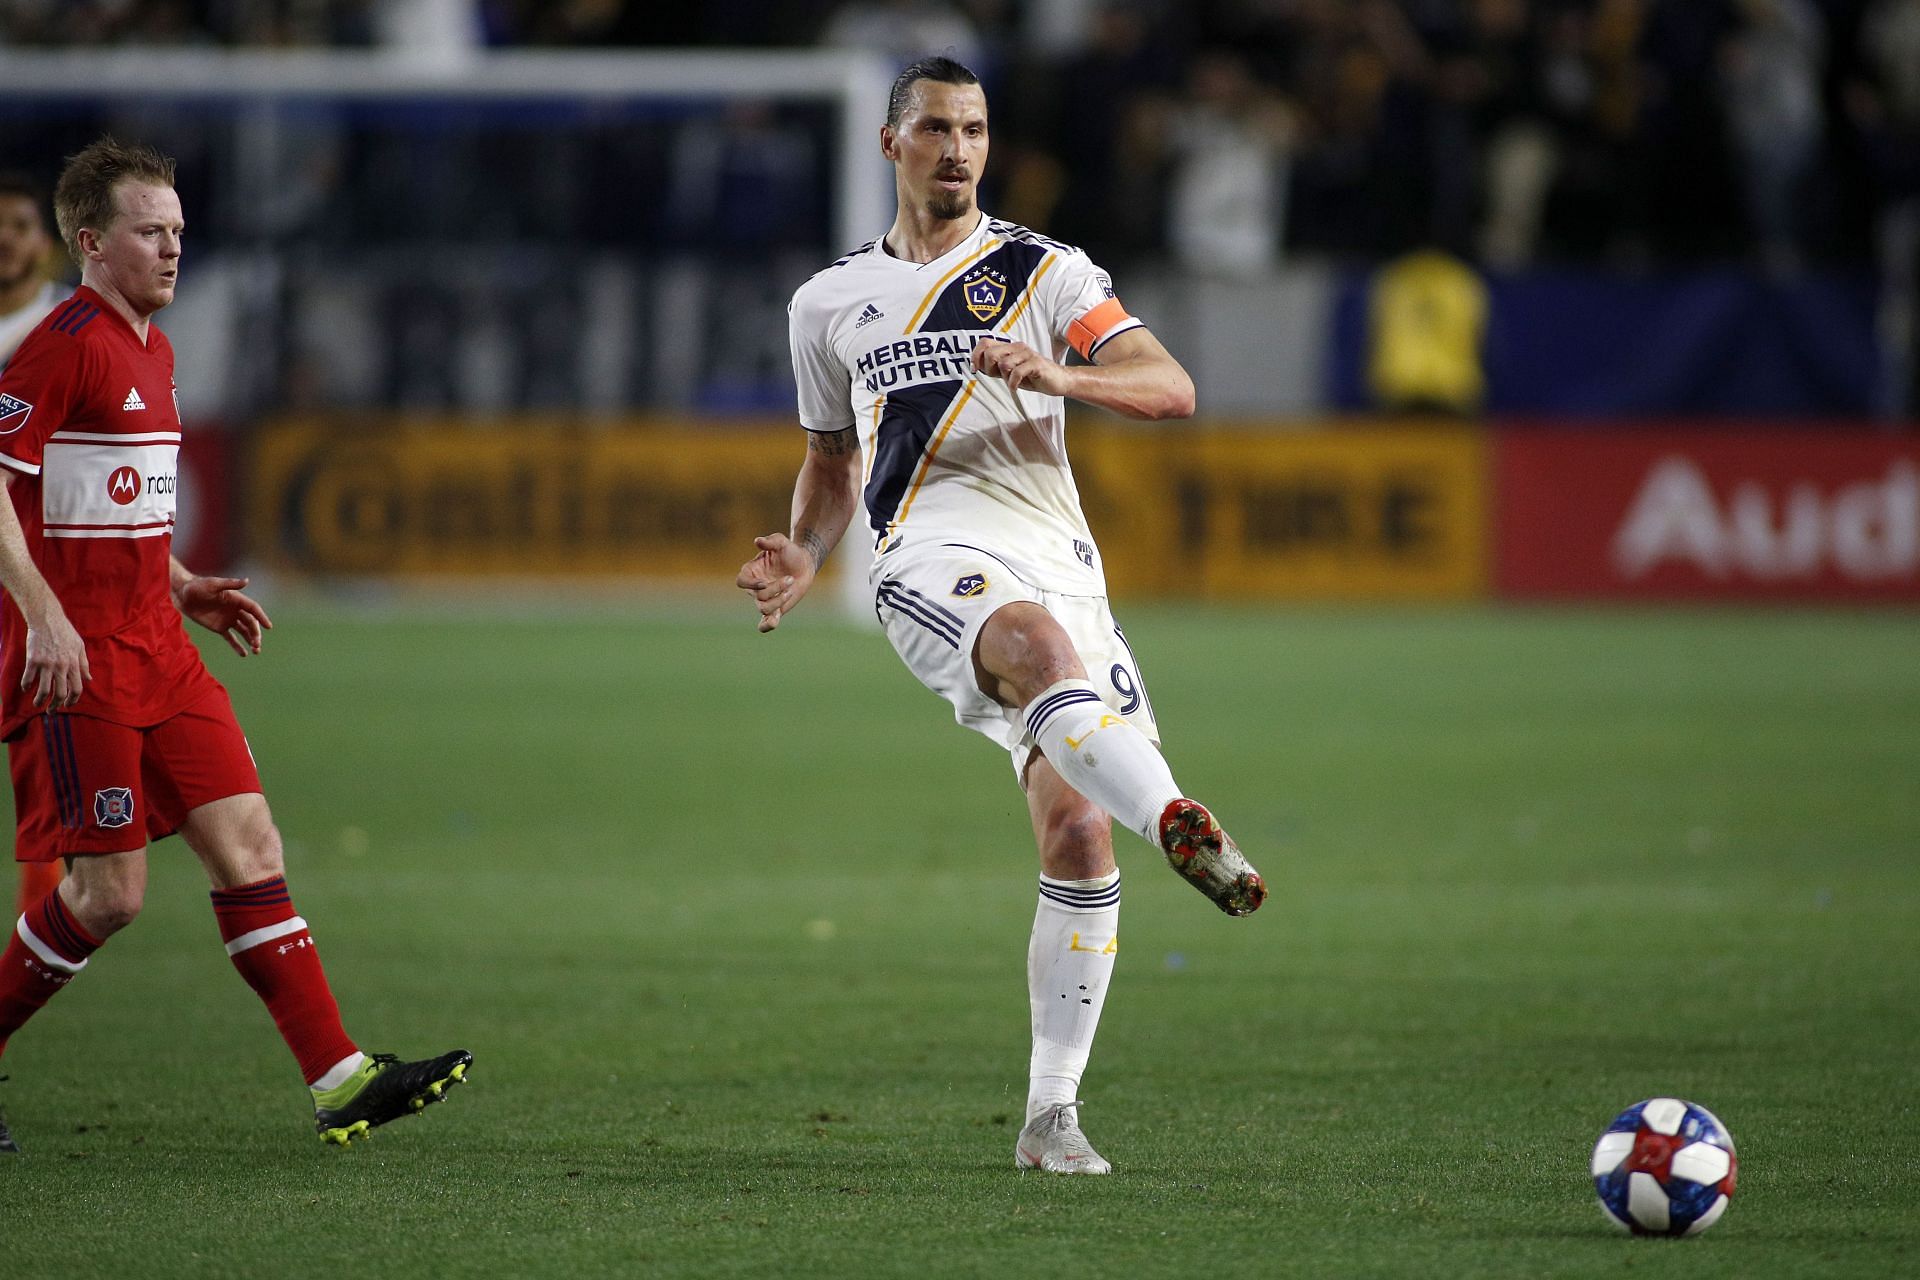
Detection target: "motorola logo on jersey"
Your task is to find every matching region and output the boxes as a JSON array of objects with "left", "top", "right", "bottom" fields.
[{"left": 107, "top": 465, "right": 143, "bottom": 506}]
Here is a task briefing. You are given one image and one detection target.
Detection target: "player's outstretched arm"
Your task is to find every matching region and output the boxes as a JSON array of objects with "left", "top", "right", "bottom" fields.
[
  {"left": 736, "top": 426, "right": 861, "bottom": 633},
  {"left": 0, "top": 470, "right": 91, "bottom": 707},
  {"left": 970, "top": 326, "right": 1195, "bottom": 421},
  {"left": 169, "top": 556, "right": 273, "bottom": 657}
]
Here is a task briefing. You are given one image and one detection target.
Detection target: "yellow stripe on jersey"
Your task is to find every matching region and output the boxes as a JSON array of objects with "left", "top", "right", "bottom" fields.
[
  {"left": 863, "top": 396, "right": 884, "bottom": 486},
  {"left": 902, "top": 239, "right": 1003, "bottom": 334},
  {"left": 890, "top": 381, "right": 979, "bottom": 530},
  {"left": 997, "top": 252, "right": 1058, "bottom": 334}
]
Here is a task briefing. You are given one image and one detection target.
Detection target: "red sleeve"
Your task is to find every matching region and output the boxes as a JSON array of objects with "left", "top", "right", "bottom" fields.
[{"left": 0, "top": 332, "right": 89, "bottom": 476}]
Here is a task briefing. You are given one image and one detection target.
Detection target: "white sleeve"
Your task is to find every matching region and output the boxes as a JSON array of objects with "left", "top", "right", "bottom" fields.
[
  {"left": 1043, "top": 249, "right": 1145, "bottom": 362},
  {"left": 788, "top": 294, "right": 855, "bottom": 433}
]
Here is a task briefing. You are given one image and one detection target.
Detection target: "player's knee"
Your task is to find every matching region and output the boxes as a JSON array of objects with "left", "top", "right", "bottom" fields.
[
  {"left": 233, "top": 818, "right": 286, "bottom": 884},
  {"left": 1041, "top": 801, "right": 1113, "bottom": 875},
  {"left": 978, "top": 605, "right": 1087, "bottom": 704},
  {"left": 69, "top": 881, "right": 144, "bottom": 936}
]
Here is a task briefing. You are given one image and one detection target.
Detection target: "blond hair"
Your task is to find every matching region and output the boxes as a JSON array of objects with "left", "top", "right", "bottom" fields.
[{"left": 53, "top": 137, "right": 176, "bottom": 263}]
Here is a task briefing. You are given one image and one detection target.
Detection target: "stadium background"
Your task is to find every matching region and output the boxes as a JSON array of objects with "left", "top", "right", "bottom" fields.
[
  {"left": 2, "top": 0, "right": 1916, "bottom": 603},
  {"left": 0, "top": 5, "right": 1915, "bottom": 1279}
]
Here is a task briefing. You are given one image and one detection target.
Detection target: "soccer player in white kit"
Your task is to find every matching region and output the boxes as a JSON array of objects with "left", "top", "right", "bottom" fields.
[
  {"left": 0, "top": 173, "right": 64, "bottom": 919},
  {"left": 737, "top": 56, "right": 1265, "bottom": 1175}
]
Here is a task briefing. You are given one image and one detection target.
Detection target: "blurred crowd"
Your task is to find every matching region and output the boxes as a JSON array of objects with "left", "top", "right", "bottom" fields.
[{"left": 4, "top": 0, "right": 1916, "bottom": 276}]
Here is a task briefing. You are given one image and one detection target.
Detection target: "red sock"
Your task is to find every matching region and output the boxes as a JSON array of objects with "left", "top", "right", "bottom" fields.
[
  {"left": 211, "top": 876, "right": 357, "bottom": 1085},
  {"left": 0, "top": 888, "right": 102, "bottom": 1061},
  {"left": 16, "top": 861, "right": 64, "bottom": 916}
]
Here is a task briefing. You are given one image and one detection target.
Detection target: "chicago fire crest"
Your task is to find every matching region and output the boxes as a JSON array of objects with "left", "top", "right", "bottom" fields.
[{"left": 94, "top": 787, "right": 135, "bottom": 829}]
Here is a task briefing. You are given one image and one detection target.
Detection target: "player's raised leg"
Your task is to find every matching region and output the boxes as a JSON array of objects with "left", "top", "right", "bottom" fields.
[
  {"left": 1016, "top": 753, "right": 1118, "bottom": 1174},
  {"left": 977, "top": 602, "right": 1265, "bottom": 916},
  {"left": 180, "top": 793, "right": 470, "bottom": 1144}
]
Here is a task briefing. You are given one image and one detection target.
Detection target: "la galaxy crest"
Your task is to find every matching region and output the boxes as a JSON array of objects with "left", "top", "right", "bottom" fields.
[
  {"left": 952, "top": 572, "right": 988, "bottom": 598},
  {"left": 961, "top": 265, "right": 1009, "bottom": 323}
]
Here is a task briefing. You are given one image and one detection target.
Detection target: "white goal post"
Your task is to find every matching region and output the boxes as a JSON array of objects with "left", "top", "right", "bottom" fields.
[
  {"left": 0, "top": 46, "right": 896, "bottom": 256},
  {"left": 0, "top": 46, "right": 894, "bottom": 612}
]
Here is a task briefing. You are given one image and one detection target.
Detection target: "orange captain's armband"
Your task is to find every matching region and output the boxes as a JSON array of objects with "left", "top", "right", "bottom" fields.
[{"left": 1066, "top": 298, "right": 1132, "bottom": 361}]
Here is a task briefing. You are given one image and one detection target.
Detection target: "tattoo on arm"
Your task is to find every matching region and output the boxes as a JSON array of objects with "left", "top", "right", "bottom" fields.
[
  {"left": 797, "top": 528, "right": 830, "bottom": 573},
  {"left": 808, "top": 427, "right": 858, "bottom": 457}
]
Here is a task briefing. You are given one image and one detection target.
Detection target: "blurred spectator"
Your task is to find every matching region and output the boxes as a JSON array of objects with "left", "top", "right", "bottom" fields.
[
  {"left": 818, "top": 0, "right": 985, "bottom": 72},
  {"left": 1283, "top": 0, "right": 1438, "bottom": 258},
  {"left": 1719, "top": 0, "right": 1825, "bottom": 274},
  {"left": 1626, "top": 0, "right": 1743, "bottom": 264},
  {"left": 1149, "top": 49, "right": 1295, "bottom": 275},
  {"left": 1850, "top": 0, "right": 1920, "bottom": 415},
  {"left": 371, "top": 0, "right": 485, "bottom": 64},
  {"left": 2, "top": 0, "right": 1912, "bottom": 417},
  {"left": 1034, "top": 2, "right": 1183, "bottom": 257}
]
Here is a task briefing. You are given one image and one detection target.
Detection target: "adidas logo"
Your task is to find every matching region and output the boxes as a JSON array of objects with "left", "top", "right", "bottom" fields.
[
  {"left": 122, "top": 387, "right": 146, "bottom": 412},
  {"left": 854, "top": 304, "right": 884, "bottom": 329}
]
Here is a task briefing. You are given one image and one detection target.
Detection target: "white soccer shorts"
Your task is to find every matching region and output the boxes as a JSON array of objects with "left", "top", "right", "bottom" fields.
[{"left": 869, "top": 537, "right": 1161, "bottom": 778}]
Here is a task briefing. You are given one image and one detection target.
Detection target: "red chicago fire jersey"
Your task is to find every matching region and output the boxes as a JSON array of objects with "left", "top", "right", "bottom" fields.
[{"left": 0, "top": 285, "right": 216, "bottom": 739}]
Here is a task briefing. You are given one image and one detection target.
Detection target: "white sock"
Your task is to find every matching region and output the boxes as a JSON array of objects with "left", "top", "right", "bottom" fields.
[
  {"left": 1026, "top": 869, "right": 1120, "bottom": 1123},
  {"left": 1023, "top": 679, "right": 1182, "bottom": 844},
  {"left": 310, "top": 1051, "right": 366, "bottom": 1094}
]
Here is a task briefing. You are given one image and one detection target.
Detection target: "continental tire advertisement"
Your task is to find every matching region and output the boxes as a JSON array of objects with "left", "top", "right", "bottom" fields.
[
  {"left": 248, "top": 419, "right": 800, "bottom": 578},
  {"left": 249, "top": 418, "right": 1490, "bottom": 598},
  {"left": 1077, "top": 424, "right": 1488, "bottom": 600}
]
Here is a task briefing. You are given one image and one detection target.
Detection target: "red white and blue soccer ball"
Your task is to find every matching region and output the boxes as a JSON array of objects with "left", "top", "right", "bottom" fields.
[{"left": 1591, "top": 1097, "right": 1738, "bottom": 1237}]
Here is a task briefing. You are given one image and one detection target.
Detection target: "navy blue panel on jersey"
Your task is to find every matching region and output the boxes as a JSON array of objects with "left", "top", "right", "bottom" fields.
[
  {"left": 915, "top": 241, "right": 1050, "bottom": 336},
  {"left": 865, "top": 380, "right": 965, "bottom": 532}
]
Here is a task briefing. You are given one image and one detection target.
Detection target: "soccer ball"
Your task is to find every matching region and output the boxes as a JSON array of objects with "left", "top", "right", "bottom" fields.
[{"left": 1591, "top": 1097, "right": 1737, "bottom": 1236}]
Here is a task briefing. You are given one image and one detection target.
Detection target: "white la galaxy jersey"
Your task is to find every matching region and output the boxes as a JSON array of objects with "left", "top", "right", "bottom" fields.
[
  {"left": 0, "top": 281, "right": 60, "bottom": 369},
  {"left": 788, "top": 213, "right": 1145, "bottom": 594}
]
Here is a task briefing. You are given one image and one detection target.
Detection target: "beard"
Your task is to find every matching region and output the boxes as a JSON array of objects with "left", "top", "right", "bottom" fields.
[{"left": 926, "top": 187, "right": 973, "bottom": 221}]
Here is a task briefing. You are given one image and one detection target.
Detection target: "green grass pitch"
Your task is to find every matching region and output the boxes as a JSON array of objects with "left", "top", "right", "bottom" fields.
[{"left": 0, "top": 601, "right": 1914, "bottom": 1278}]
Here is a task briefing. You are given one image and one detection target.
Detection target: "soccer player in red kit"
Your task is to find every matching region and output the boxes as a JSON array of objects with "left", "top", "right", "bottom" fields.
[{"left": 0, "top": 138, "right": 470, "bottom": 1154}]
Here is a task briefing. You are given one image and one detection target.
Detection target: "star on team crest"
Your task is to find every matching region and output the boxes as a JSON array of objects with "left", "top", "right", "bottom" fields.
[{"left": 961, "top": 265, "right": 1009, "bottom": 323}]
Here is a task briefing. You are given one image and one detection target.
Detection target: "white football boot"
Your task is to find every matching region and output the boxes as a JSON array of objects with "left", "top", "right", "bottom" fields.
[
  {"left": 1015, "top": 1101, "right": 1112, "bottom": 1174},
  {"left": 1158, "top": 798, "right": 1266, "bottom": 917}
]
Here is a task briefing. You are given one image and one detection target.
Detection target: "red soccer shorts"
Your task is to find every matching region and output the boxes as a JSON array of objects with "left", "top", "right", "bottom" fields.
[{"left": 8, "top": 685, "right": 263, "bottom": 863}]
